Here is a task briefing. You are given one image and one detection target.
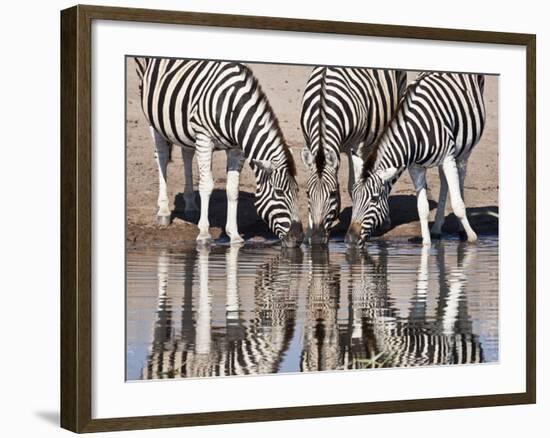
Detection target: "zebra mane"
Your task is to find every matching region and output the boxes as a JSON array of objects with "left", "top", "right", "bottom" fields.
[
  {"left": 315, "top": 68, "right": 329, "bottom": 176},
  {"left": 240, "top": 64, "right": 297, "bottom": 178},
  {"left": 360, "top": 72, "right": 428, "bottom": 180}
]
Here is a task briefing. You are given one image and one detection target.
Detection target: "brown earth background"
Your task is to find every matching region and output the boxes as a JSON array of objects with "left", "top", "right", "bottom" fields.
[{"left": 126, "top": 59, "right": 498, "bottom": 245}]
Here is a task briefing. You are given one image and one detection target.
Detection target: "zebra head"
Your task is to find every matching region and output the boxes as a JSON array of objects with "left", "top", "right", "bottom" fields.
[
  {"left": 251, "top": 158, "right": 304, "bottom": 247},
  {"left": 345, "top": 172, "right": 390, "bottom": 247},
  {"left": 301, "top": 148, "right": 341, "bottom": 245}
]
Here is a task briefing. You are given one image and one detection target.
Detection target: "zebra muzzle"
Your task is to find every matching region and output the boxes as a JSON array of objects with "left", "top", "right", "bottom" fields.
[
  {"left": 345, "top": 222, "right": 362, "bottom": 247},
  {"left": 281, "top": 221, "right": 304, "bottom": 247},
  {"left": 309, "top": 226, "right": 329, "bottom": 246}
]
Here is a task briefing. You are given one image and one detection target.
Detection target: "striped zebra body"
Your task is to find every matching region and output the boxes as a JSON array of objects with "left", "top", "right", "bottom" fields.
[
  {"left": 300, "top": 67, "right": 406, "bottom": 244},
  {"left": 136, "top": 57, "right": 303, "bottom": 246},
  {"left": 346, "top": 72, "right": 486, "bottom": 247}
]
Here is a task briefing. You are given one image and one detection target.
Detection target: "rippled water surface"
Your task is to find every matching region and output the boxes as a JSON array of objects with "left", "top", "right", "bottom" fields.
[{"left": 126, "top": 237, "right": 498, "bottom": 380}]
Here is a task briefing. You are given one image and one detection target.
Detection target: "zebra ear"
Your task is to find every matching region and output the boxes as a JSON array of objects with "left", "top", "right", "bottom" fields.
[
  {"left": 251, "top": 159, "right": 273, "bottom": 175},
  {"left": 301, "top": 148, "right": 315, "bottom": 170},
  {"left": 376, "top": 167, "right": 397, "bottom": 182},
  {"left": 325, "top": 149, "right": 338, "bottom": 169}
]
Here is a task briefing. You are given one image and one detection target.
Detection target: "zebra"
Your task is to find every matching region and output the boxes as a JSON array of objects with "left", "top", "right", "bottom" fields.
[
  {"left": 135, "top": 57, "right": 303, "bottom": 246},
  {"left": 345, "top": 72, "right": 486, "bottom": 247},
  {"left": 300, "top": 67, "right": 407, "bottom": 244}
]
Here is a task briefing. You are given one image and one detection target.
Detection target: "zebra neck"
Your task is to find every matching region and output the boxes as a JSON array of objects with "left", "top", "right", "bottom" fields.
[
  {"left": 250, "top": 141, "right": 296, "bottom": 188},
  {"left": 238, "top": 112, "right": 290, "bottom": 164},
  {"left": 368, "top": 138, "right": 407, "bottom": 189}
]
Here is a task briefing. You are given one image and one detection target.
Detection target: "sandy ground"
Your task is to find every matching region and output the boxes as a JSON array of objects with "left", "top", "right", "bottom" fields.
[{"left": 126, "top": 58, "right": 498, "bottom": 245}]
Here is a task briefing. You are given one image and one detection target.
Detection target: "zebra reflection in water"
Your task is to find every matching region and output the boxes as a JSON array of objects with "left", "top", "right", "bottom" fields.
[
  {"left": 142, "top": 246, "right": 302, "bottom": 379},
  {"left": 344, "top": 242, "right": 483, "bottom": 369},
  {"left": 141, "top": 242, "right": 484, "bottom": 379},
  {"left": 300, "top": 248, "right": 342, "bottom": 371}
]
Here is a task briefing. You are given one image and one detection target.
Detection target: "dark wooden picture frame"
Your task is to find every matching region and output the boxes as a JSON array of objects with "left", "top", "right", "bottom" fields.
[{"left": 60, "top": 4, "right": 536, "bottom": 433}]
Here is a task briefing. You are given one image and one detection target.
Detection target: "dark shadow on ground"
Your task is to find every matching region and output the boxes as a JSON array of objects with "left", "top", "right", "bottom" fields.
[
  {"left": 172, "top": 189, "right": 276, "bottom": 240},
  {"left": 438, "top": 205, "right": 499, "bottom": 236},
  {"left": 332, "top": 195, "right": 438, "bottom": 237},
  {"left": 331, "top": 195, "right": 498, "bottom": 238},
  {"left": 170, "top": 191, "right": 498, "bottom": 241}
]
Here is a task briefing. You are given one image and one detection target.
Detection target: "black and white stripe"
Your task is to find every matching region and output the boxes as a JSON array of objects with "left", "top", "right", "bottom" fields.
[
  {"left": 346, "top": 72, "right": 486, "bottom": 246},
  {"left": 136, "top": 57, "right": 303, "bottom": 246},
  {"left": 300, "top": 67, "right": 406, "bottom": 244}
]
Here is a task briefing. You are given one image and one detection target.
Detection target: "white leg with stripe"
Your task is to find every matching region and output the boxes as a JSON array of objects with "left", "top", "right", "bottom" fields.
[
  {"left": 225, "top": 245, "right": 241, "bottom": 325},
  {"left": 409, "top": 165, "right": 431, "bottom": 245},
  {"left": 195, "top": 133, "right": 215, "bottom": 244},
  {"left": 196, "top": 246, "right": 212, "bottom": 355},
  {"left": 457, "top": 158, "right": 469, "bottom": 234},
  {"left": 226, "top": 148, "right": 245, "bottom": 244},
  {"left": 150, "top": 127, "right": 171, "bottom": 225},
  {"left": 442, "top": 156, "right": 477, "bottom": 243},
  {"left": 432, "top": 166, "right": 448, "bottom": 236}
]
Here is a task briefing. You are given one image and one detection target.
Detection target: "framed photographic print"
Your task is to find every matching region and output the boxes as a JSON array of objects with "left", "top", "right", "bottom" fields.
[{"left": 60, "top": 4, "right": 536, "bottom": 433}]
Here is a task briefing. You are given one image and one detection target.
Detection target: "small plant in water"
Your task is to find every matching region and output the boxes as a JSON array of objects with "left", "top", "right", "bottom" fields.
[{"left": 353, "top": 351, "right": 394, "bottom": 369}]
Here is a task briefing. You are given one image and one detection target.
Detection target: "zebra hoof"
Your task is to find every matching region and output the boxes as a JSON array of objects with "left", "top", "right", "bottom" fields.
[
  {"left": 196, "top": 235, "right": 212, "bottom": 246},
  {"left": 228, "top": 235, "right": 244, "bottom": 245},
  {"left": 157, "top": 215, "right": 171, "bottom": 226},
  {"left": 430, "top": 232, "right": 442, "bottom": 240}
]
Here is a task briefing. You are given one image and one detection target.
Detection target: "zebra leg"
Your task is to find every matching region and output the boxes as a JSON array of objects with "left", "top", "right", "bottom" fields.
[
  {"left": 196, "top": 245, "right": 212, "bottom": 355},
  {"left": 226, "top": 148, "right": 245, "bottom": 244},
  {"left": 181, "top": 146, "right": 199, "bottom": 218},
  {"left": 457, "top": 159, "right": 469, "bottom": 239},
  {"left": 225, "top": 245, "right": 241, "bottom": 327},
  {"left": 410, "top": 244, "right": 430, "bottom": 319},
  {"left": 442, "top": 156, "right": 477, "bottom": 243},
  {"left": 151, "top": 127, "right": 172, "bottom": 226},
  {"left": 409, "top": 165, "right": 431, "bottom": 245},
  {"left": 195, "top": 133, "right": 215, "bottom": 244},
  {"left": 431, "top": 166, "right": 448, "bottom": 238},
  {"left": 442, "top": 242, "right": 475, "bottom": 335}
]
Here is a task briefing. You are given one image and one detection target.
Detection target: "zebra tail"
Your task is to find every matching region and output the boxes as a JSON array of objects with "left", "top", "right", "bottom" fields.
[
  {"left": 477, "top": 74, "right": 485, "bottom": 94},
  {"left": 134, "top": 57, "right": 147, "bottom": 80}
]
